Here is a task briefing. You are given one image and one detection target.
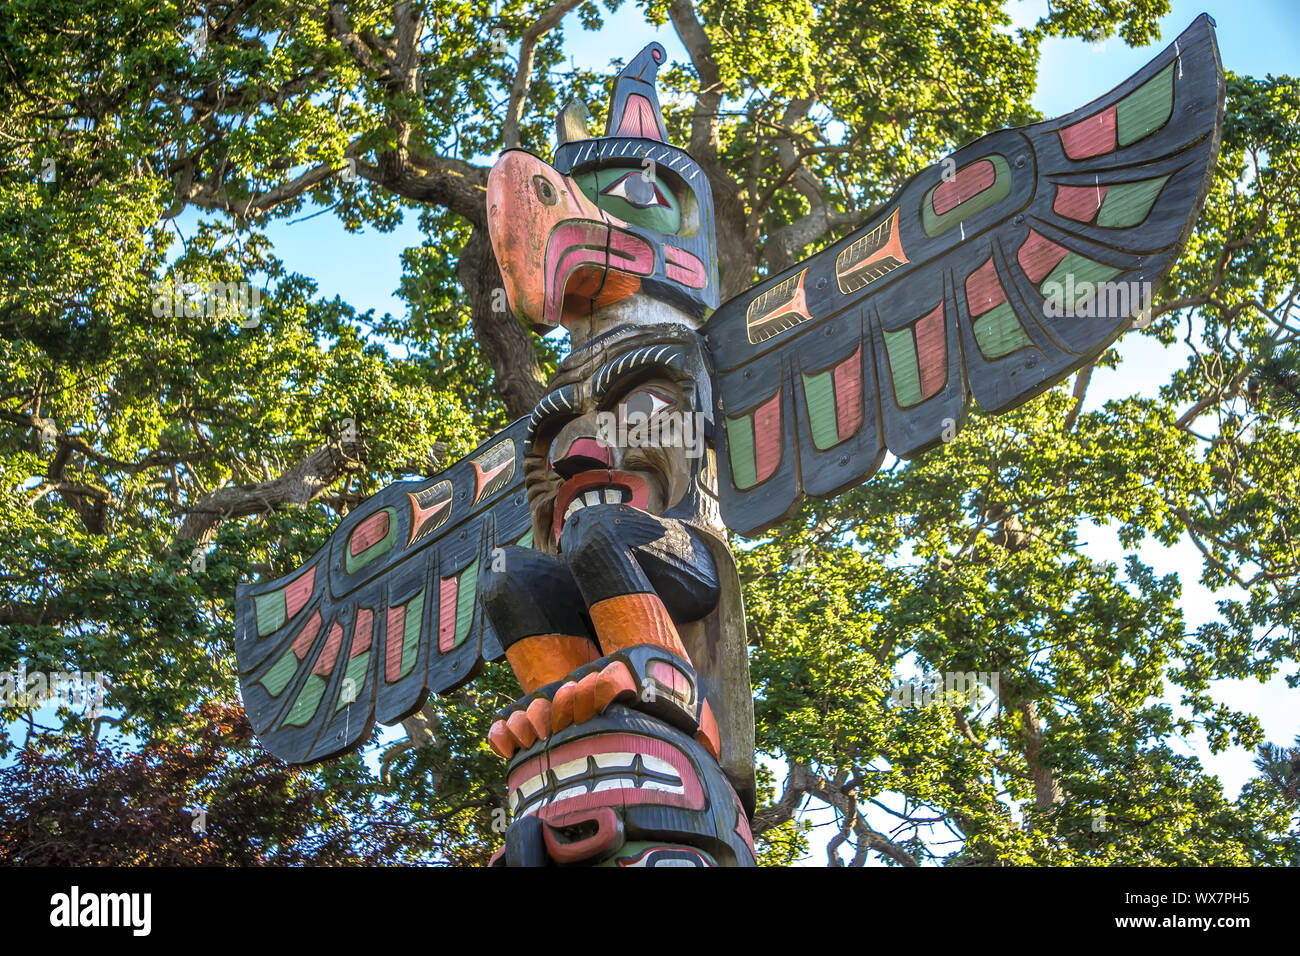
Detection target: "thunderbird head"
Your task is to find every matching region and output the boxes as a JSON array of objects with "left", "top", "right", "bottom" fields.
[{"left": 487, "top": 43, "right": 720, "bottom": 339}]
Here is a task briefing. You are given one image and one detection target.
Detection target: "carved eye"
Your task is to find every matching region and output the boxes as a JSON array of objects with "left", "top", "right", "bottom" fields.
[
  {"left": 532, "top": 174, "right": 558, "bottom": 205},
  {"left": 618, "top": 387, "right": 675, "bottom": 424},
  {"left": 534, "top": 415, "right": 576, "bottom": 467},
  {"left": 601, "top": 170, "right": 670, "bottom": 209}
]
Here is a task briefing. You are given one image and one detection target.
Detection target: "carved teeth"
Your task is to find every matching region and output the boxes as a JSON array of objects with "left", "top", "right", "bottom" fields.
[
  {"left": 640, "top": 779, "right": 684, "bottom": 794},
  {"left": 515, "top": 774, "right": 545, "bottom": 807},
  {"left": 592, "top": 776, "right": 638, "bottom": 794},
  {"left": 507, "top": 751, "right": 687, "bottom": 817},
  {"left": 641, "top": 755, "right": 677, "bottom": 776},
  {"left": 557, "top": 484, "right": 634, "bottom": 532},
  {"left": 550, "top": 757, "right": 589, "bottom": 780}
]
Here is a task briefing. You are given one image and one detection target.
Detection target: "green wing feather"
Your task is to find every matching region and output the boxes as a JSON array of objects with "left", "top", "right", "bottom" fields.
[
  {"left": 705, "top": 15, "right": 1224, "bottom": 536},
  {"left": 233, "top": 418, "right": 532, "bottom": 763}
]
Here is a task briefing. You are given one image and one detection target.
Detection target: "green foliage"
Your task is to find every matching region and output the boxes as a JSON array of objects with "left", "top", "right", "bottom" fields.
[
  {"left": 0, "top": 703, "right": 456, "bottom": 864},
  {"left": 736, "top": 60, "right": 1300, "bottom": 859},
  {"left": 0, "top": 0, "right": 1296, "bottom": 866}
]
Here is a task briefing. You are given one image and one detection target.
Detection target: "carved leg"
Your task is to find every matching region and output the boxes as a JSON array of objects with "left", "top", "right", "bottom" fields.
[
  {"left": 481, "top": 511, "right": 752, "bottom": 866},
  {"left": 558, "top": 503, "right": 719, "bottom": 661},
  {"left": 478, "top": 546, "right": 599, "bottom": 693}
]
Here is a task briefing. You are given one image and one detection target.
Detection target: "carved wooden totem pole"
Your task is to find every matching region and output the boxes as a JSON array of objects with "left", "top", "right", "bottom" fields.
[{"left": 234, "top": 17, "right": 1225, "bottom": 866}]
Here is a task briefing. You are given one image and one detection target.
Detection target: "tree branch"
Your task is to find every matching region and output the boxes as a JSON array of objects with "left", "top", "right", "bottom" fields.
[
  {"left": 503, "top": 0, "right": 586, "bottom": 149},
  {"left": 668, "top": 0, "right": 723, "bottom": 165},
  {"left": 174, "top": 432, "right": 367, "bottom": 544},
  {"left": 752, "top": 761, "right": 919, "bottom": 866},
  {"left": 456, "top": 226, "right": 547, "bottom": 417},
  {"left": 326, "top": 3, "right": 382, "bottom": 74},
  {"left": 765, "top": 207, "right": 859, "bottom": 272},
  {"left": 1018, "top": 700, "right": 1063, "bottom": 811},
  {"left": 1062, "top": 361, "right": 1094, "bottom": 432}
]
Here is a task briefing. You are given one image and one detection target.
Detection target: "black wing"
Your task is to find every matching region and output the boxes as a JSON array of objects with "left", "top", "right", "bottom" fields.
[
  {"left": 705, "top": 15, "right": 1224, "bottom": 535},
  {"left": 232, "top": 418, "right": 532, "bottom": 763}
]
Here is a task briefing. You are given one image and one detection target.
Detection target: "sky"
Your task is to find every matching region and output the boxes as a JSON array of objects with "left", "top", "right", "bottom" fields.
[
  {"left": 1012, "top": 0, "right": 1299, "bottom": 797},
  {"left": 7, "top": 0, "right": 1298, "bottom": 863}
]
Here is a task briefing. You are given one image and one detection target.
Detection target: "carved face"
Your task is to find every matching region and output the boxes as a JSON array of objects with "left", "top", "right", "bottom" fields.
[
  {"left": 526, "top": 370, "right": 702, "bottom": 549},
  {"left": 502, "top": 704, "right": 756, "bottom": 866},
  {"left": 487, "top": 40, "right": 717, "bottom": 334},
  {"left": 487, "top": 148, "right": 718, "bottom": 332}
]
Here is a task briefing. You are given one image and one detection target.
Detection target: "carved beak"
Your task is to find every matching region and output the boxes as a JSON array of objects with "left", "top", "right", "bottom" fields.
[{"left": 487, "top": 150, "right": 656, "bottom": 329}]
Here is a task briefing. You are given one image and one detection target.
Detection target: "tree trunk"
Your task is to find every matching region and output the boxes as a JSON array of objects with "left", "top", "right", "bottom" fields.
[{"left": 457, "top": 227, "right": 547, "bottom": 419}]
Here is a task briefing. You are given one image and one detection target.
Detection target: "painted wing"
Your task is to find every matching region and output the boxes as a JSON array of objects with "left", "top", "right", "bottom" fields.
[
  {"left": 705, "top": 14, "right": 1224, "bottom": 536},
  {"left": 233, "top": 418, "right": 532, "bottom": 763}
]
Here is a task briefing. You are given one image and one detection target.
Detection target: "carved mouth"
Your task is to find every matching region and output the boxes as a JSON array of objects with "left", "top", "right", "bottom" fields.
[
  {"left": 542, "top": 222, "right": 655, "bottom": 328},
  {"left": 561, "top": 483, "right": 631, "bottom": 520},
  {"left": 507, "top": 731, "right": 704, "bottom": 818},
  {"left": 486, "top": 151, "right": 654, "bottom": 330},
  {"left": 552, "top": 469, "right": 651, "bottom": 544}
]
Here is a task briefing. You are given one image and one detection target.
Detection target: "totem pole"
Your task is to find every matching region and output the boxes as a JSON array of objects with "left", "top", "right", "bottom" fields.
[{"left": 234, "top": 16, "right": 1225, "bottom": 866}]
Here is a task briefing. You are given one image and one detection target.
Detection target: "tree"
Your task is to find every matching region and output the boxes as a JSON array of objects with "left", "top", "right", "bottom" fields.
[
  {"left": 1, "top": 0, "right": 1297, "bottom": 865},
  {"left": 0, "top": 702, "right": 500, "bottom": 864}
]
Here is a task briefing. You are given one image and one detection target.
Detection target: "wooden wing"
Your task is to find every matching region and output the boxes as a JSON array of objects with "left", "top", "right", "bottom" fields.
[
  {"left": 232, "top": 418, "right": 532, "bottom": 763},
  {"left": 705, "top": 14, "right": 1224, "bottom": 535}
]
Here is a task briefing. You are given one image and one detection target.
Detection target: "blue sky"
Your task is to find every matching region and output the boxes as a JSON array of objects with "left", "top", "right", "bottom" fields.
[
  {"left": 248, "top": 0, "right": 1295, "bottom": 803},
  {"left": 7, "top": 0, "right": 1297, "bottom": 863},
  {"left": 1016, "top": 0, "right": 1299, "bottom": 796},
  {"left": 247, "top": 0, "right": 1300, "bottom": 321}
]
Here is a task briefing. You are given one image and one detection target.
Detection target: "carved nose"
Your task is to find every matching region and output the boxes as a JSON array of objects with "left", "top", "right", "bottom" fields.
[{"left": 550, "top": 437, "right": 614, "bottom": 478}]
